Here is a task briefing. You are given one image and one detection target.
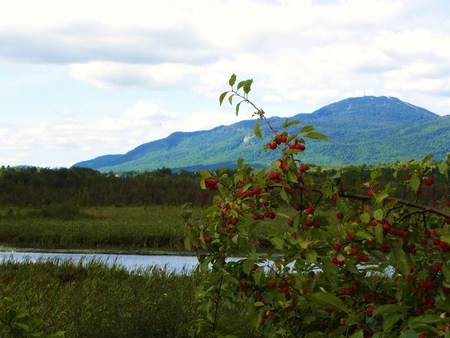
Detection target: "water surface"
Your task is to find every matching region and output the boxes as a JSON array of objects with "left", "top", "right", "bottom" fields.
[{"left": 0, "top": 251, "right": 199, "bottom": 273}]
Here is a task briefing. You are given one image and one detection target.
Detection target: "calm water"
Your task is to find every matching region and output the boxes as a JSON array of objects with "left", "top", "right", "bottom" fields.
[{"left": 0, "top": 251, "right": 199, "bottom": 273}]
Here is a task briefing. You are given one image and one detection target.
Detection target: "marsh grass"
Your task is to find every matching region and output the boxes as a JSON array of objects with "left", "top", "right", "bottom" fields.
[
  {"left": 0, "top": 205, "right": 339, "bottom": 252},
  {"left": 0, "top": 206, "right": 186, "bottom": 250},
  {"left": 0, "top": 258, "right": 257, "bottom": 337}
]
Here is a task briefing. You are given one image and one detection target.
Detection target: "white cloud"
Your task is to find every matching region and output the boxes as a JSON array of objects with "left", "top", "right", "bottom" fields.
[
  {"left": 69, "top": 62, "right": 198, "bottom": 89},
  {"left": 0, "top": 100, "right": 249, "bottom": 167},
  {"left": 1, "top": 0, "right": 450, "bottom": 167}
]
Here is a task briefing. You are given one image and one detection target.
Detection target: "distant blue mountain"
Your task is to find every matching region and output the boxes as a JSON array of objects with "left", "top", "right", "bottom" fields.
[{"left": 73, "top": 96, "right": 449, "bottom": 172}]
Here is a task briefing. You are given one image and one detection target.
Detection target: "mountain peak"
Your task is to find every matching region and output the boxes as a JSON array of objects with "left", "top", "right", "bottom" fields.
[{"left": 311, "top": 96, "right": 438, "bottom": 124}]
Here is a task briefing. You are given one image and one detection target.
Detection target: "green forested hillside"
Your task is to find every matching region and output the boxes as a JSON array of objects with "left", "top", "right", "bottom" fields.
[{"left": 73, "top": 96, "right": 449, "bottom": 172}]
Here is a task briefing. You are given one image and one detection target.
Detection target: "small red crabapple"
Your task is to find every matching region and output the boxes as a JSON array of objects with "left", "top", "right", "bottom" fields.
[{"left": 424, "top": 177, "right": 433, "bottom": 186}]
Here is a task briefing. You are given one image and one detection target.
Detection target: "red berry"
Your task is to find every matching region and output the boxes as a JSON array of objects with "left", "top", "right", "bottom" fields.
[
  {"left": 332, "top": 243, "right": 341, "bottom": 250},
  {"left": 287, "top": 220, "right": 294, "bottom": 227},
  {"left": 341, "top": 288, "right": 352, "bottom": 295},
  {"left": 431, "top": 265, "right": 441, "bottom": 273},
  {"left": 305, "top": 207, "right": 314, "bottom": 214},
  {"left": 380, "top": 244, "right": 390, "bottom": 252},
  {"left": 336, "top": 212, "right": 344, "bottom": 219},
  {"left": 424, "top": 177, "right": 433, "bottom": 186},
  {"left": 269, "top": 281, "right": 277, "bottom": 289},
  {"left": 299, "top": 165, "right": 309, "bottom": 172}
]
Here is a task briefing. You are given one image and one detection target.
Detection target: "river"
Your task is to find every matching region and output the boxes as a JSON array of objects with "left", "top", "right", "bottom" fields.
[{"left": 0, "top": 250, "right": 199, "bottom": 273}]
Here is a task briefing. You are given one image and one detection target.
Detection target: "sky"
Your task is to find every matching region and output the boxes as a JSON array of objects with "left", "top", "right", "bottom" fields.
[{"left": 1, "top": 0, "right": 450, "bottom": 168}]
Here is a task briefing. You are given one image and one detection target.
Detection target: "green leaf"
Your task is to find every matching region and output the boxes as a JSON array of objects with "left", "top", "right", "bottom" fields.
[
  {"left": 198, "top": 170, "right": 211, "bottom": 178},
  {"left": 438, "top": 157, "right": 449, "bottom": 180},
  {"left": 243, "top": 259, "right": 254, "bottom": 275},
  {"left": 392, "top": 245, "right": 411, "bottom": 277},
  {"left": 409, "top": 175, "right": 421, "bottom": 192},
  {"left": 282, "top": 119, "right": 301, "bottom": 128},
  {"left": 345, "top": 259, "right": 359, "bottom": 274},
  {"left": 271, "top": 237, "right": 284, "bottom": 250},
  {"left": 382, "top": 313, "right": 404, "bottom": 331},
  {"left": 236, "top": 158, "right": 245, "bottom": 168},
  {"left": 306, "top": 250, "right": 317, "bottom": 264},
  {"left": 355, "top": 230, "right": 373, "bottom": 241},
  {"left": 442, "top": 234, "right": 450, "bottom": 244},
  {"left": 399, "top": 329, "right": 420, "bottom": 338},
  {"left": 243, "top": 79, "right": 253, "bottom": 94},
  {"left": 374, "top": 209, "right": 384, "bottom": 221},
  {"left": 372, "top": 304, "right": 409, "bottom": 316},
  {"left": 370, "top": 170, "right": 383, "bottom": 181},
  {"left": 442, "top": 262, "right": 450, "bottom": 283},
  {"left": 235, "top": 102, "right": 242, "bottom": 116},
  {"left": 237, "top": 79, "right": 253, "bottom": 94},
  {"left": 310, "top": 291, "right": 352, "bottom": 315},
  {"left": 300, "top": 125, "right": 315, "bottom": 133},
  {"left": 421, "top": 153, "right": 434, "bottom": 164},
  {"left": 304, "top": 131, "right": 329, "bottom": 141},
  {"left": 228, "top": 94, "right": 233, "bottom": 105},
  {"left": 360, "top": 212, "right": 371, "bottom": 224},
  {"left": 253, "top": 266, "right": 264, "bottom": 284},
  {"left": 253, "top": 121, "right": 262, "bottom": 138},
  {"left": 349, "top": 331, "right": 364, "bottom": 338},
  {"left": 219, "top": 91, "right": 228, "bottom": 105},
  {"left": 229, "top": 74, "right": 237, "bottom": 87}
]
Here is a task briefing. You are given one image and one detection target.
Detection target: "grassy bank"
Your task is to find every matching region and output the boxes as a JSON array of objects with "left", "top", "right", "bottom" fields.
[
  {"left": 0, "top": 258, "right": 257, "bottom": 337},
  {"left": 0, "top": 206, "right": 187, "bottom": 251}
]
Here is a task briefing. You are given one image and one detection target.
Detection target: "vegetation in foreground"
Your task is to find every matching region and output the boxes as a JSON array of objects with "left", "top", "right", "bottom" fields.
[{"left": 0, "top": 259, "right": 257, "bottom": 338}]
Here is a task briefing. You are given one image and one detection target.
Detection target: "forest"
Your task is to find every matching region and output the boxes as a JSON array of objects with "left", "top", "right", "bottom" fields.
[{"left": 0, "top": 163, "right": 446, "bottom": 208}]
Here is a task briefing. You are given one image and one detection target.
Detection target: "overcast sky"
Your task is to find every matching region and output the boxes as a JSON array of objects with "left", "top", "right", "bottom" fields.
[{"left": 1, "top": 0, "right": 450, "bottom": 168}]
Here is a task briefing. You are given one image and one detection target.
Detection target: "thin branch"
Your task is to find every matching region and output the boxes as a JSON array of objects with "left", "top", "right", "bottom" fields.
[{"left": 341, "top": 192, "right": 450, "bottom": 219}]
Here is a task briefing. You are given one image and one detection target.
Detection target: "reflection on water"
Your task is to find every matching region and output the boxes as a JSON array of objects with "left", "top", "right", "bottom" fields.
[{"left": 0, "top": 251, "right": 199, "bottom": 273}]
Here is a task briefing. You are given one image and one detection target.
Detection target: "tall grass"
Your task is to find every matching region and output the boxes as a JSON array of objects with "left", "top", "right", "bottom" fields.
[
  {"left": 0, "top": 259, "right": 257, "bottom": 337},
  {"left": 0, "top": 206, "right": 186, "bottom": 250}
]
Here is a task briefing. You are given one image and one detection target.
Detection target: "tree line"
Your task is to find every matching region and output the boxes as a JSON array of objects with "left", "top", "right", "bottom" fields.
[
  {"left": 0, "top": 166, "right": 211, "bottom": 207},
  {"left": 0, "top": 163, "right": 446, "bottom": 208}
]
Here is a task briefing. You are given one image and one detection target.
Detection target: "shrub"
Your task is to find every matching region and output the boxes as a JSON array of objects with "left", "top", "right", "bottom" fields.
[{"left": 184, "top": 75, "right": 450, "bottom": 337}]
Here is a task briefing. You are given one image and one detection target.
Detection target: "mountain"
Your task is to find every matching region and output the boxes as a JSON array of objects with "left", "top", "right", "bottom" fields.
[{"left": 73, "top": 96, "right": 450, "bottom": 172}]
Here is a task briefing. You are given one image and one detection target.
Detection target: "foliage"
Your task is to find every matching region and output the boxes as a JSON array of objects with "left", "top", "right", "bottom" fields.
[
  {"left": 184, "top": 75, "right": 450, "bottom": 337},
  {"left": 0, "top": 297, "right": 65, "bottom": 337}
]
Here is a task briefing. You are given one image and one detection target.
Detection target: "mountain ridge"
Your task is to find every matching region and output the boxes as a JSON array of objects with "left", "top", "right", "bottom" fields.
[{"left": 73, "top": 96, "right": 449, "bottom": 172}]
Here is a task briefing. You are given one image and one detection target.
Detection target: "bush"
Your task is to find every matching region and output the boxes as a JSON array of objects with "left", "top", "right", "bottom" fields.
[{"left": 184, "top": 75, "right": 450, "bottom": 337}]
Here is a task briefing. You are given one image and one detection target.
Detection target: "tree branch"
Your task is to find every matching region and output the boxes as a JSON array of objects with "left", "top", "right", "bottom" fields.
[{"left": 340, "top": 192, "right": 450, "bottom": 219}]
